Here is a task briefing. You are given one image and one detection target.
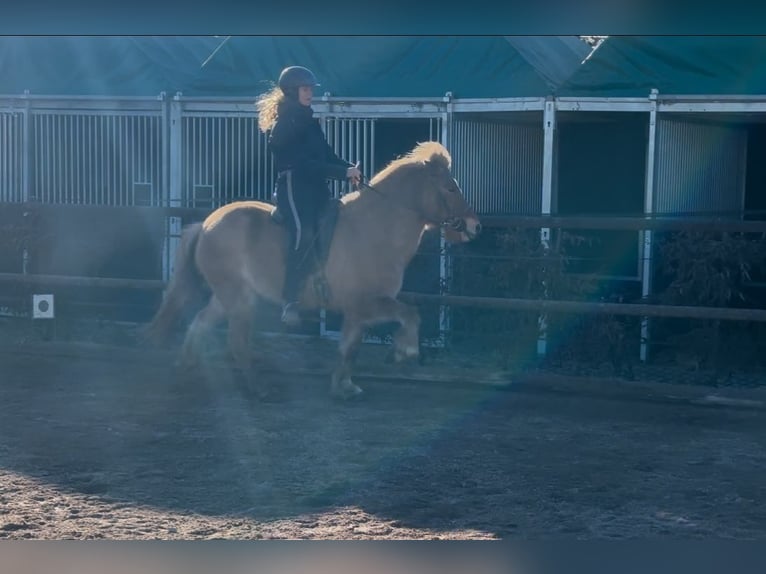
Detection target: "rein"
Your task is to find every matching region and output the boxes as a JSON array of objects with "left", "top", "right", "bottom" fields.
[{"left": 350, "top": 175, "right": 466, "bottom": 232}]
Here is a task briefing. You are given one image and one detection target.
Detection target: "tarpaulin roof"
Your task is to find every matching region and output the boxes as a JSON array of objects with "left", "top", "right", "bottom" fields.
[
  {"left": 0, "top": 36, "right": 213, "bottom": 97},
  {"left": 557, "top": 35, "right": 766, "bottom": 97},
  {"left": 0, "top": 35, "right": 591, "bottom": 99}
]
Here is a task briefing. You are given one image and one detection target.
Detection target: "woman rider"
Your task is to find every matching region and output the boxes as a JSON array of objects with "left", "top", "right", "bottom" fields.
[{"left": 256, "top": 66, "right": 361, "bottom": 326}]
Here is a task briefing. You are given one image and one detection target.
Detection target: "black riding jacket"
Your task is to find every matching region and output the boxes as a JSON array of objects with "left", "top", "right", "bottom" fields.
[{"left": 268, "top": 99, "right": 352, "bottom": 205}]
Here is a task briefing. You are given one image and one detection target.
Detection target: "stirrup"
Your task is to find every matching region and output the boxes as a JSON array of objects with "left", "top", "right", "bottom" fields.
[{"left": 281, "top": 302, "right": 301, "bottom": 326}]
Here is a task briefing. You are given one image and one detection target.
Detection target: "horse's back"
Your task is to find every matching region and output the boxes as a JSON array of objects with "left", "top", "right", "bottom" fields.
[
  {"left": 197, "top": 199, "right": 285, "bottom": 262},
  {"left": 193, "top": 199, "right": 287, "bottom": 302},
  {"left": 202, "top": 200, "right": 275, "bottom": 230}
]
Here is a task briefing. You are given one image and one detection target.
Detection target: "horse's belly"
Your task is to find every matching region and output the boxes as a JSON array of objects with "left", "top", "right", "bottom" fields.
[{"left": 325, "top": 258, "right": 404, "bottom": 308}]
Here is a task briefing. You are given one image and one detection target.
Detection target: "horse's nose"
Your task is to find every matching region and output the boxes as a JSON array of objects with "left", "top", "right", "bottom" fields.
[{"left": 474, "top": 222, "right": 482, "bottom": 236}]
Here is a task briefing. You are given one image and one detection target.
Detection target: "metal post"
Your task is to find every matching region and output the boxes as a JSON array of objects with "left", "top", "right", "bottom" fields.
[
  {"left": 163, "top": 92, "right": 183, "bottom": 282},
  {"left": 158, "top": 91, "right": 168, "bottom": 208},
  {"left": 317, "top": 114, "right": 328, "bottom": 337},
  {"left": 640, "top": 88, "right": 659, "bottom": 362},
  {"left": 541, "top": 99, "right": 556, "bottom": 225},
  {"left": 316, "top": 112, "right": 338, "bottom": 340},
  {"left": 537, "top": 97, "right": 556, "bottom": 357},
  {"left": 438, "top": 92, "right": 454, "bottom": 348},
  {"left": 21, "top": 90, "right": 31, "bottom": 274},
  {"left": 21, "top": 90, "right": 31, "bottom": 203}
]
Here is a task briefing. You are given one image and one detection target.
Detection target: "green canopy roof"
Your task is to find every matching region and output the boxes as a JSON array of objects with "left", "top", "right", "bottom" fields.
[
  {"left": 0, "top": 35, "right": 590, "bottom": 99},
  {"left": 557, "top": 36, "right": 766, "bottom": 97},
  {"left": 10, "top": 36, "right": 763, "bottom": 102}
]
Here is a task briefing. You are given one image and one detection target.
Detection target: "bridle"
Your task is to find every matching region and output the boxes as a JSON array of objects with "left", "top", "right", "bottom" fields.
[
  {"left": 351, "top": 175, "right": 469, "bottom": 233},
  {"left": 444, "top": 216, "right": 467, "bottom": 233}
]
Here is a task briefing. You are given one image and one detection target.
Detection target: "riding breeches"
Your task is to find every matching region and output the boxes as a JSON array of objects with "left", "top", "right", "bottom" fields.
[{"left": 274, "top": 170, "right": 328, "bottom": 302}]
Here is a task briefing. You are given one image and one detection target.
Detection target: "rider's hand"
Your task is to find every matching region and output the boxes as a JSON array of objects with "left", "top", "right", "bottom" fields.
[{"left": 346, "top": 163, "right": 362, "bottom": 184}]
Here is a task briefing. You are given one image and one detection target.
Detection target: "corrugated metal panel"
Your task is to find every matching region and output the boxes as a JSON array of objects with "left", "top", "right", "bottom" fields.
[
  {"left": 29, "top": 112, "right": 163, "bottom": 206},
  {"left": 181, "top": 114, "right": 274, "bottom": 208},
  {"left": 0, "top": 111, "right": 23, "bottom": 202},
  {"left": 451, "top": 118, "right": 543, "bottom": 215},
  {"left": 654, "top": 118, "right": 747, "bottom": 214}
]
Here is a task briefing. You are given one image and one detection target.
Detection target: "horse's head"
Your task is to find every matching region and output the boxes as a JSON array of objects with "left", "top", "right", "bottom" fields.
[{"left": 416, "top": 143, "right": 481, "bottom": 243}]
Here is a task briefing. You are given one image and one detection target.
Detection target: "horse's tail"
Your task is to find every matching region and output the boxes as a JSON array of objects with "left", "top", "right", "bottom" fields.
[{"left": 143, "top": 222, "right": 208, "bottom": 346}]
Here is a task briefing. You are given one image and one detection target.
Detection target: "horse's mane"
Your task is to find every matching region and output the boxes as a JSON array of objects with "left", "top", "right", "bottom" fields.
[{"left": 369, "top": 141, "right": 452, "bottom": 186}]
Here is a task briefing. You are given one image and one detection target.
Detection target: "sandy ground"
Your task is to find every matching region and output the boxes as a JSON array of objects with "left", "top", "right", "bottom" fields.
[{"left": 1, "top": 338, "right": 765, "bottom": 540}]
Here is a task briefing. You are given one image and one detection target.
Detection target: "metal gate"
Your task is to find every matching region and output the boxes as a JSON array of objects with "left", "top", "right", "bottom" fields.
[
  {"left": 322, "top": 117, "right": 377, "bottom": 197},
  {"left": 3, "top": 97, "right": 166, "bottom": 206},
  {"left": 322, "top": 116, "right": 444, "bottom": 187},
  {"left": 30, "top": 112, "right": 165, "bottom": 206},
  {"left": 180, "top": 112, "right": 274, "bottom": 208},
  {"left": 21, "top": 98, "right": 167, "bottom": 207}
]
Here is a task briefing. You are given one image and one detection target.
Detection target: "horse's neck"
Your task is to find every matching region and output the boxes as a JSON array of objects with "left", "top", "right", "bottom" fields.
[{"left": 344, "top": 188, "right": 426, "bottom": 266}]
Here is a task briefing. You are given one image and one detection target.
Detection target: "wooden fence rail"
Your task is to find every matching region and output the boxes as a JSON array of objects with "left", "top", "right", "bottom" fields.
[
  {"left": 3, "top": 272, "right": 766, "bottom": 323},
  {"left": 4, "top": 202, "right": 766, "bottom": 233},
  {"left": 3, "top": 202, "right": 766, "bottom": 325}
]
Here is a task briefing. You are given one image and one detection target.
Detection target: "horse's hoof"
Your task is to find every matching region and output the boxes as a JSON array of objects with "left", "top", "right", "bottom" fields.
[
  {"left": 174, "top": 358, "right": 199, "bottom": 376},
  {"left": 258, "top": 392, "right": 285, "bottom": 403},
  {"left": 341, "top": 388, "right": 364, "bottom": 401},
  {"left": 254, "top": 383, "right": 283, "bottom": 402},
  {"left": 394, "top": 345, "right": 420, "bottom": 363},
  {"left": 332, "top": 382, "right": 364, "bottom": 401},
  {"left": 280, "top": 305, "right": 302, "bottom": 328}
]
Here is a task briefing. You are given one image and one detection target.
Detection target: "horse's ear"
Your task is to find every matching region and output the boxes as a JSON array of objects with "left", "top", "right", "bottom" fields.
[{"left": 425, "top": 151, "right": 451, "bottom": 173}]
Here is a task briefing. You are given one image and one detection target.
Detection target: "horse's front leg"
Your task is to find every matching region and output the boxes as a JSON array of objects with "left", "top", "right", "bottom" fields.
[
  {"left": 331, "top": 297, "right": 422, "bottom": 400},
  {"left": 353, "top": 297, "right": 421, "bottom": 364},
  {"left": 388, "top": 300, "right": 421, "bottom": 363},
  {"left": 331, "top": 311, "right": 366, "bottom": 400}
]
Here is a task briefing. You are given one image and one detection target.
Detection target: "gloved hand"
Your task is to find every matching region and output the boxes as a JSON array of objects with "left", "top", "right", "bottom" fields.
[{"left": 346, "top": 162, "right": 362, "bottom": 186}]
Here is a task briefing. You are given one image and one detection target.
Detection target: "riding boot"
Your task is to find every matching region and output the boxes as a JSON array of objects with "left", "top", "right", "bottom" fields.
[
  {"left": 282, "top": 232, "right": 313, "bottom": 326},
  {"left": 281, "top": 254, "right": 303, "bottom": 326}
]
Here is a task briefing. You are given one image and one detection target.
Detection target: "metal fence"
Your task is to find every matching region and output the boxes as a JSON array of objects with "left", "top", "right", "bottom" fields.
[
  {"left": 2, "top": 94, "right": 550, "bottom": 213},
  {"left": 5, "top": 93, "right": 764, "bottom": 214}
]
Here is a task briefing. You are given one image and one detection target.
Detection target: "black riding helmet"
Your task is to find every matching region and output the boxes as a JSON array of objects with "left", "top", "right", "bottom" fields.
[{"left": 278, "top": 66, "right": 320, "bottom": 93}]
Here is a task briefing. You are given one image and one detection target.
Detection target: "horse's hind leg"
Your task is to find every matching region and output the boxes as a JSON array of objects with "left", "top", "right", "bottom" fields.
[
  {"left": 223, "top": 292, "right": 275, "bottom": 400},
  {"left": 177, "top": 295, "right": 226, "bottom": 372}
]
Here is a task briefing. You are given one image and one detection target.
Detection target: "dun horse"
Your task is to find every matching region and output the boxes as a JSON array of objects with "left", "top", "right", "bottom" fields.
[{"left": 146, "top": 141, "right": 481, "bottom": 400}]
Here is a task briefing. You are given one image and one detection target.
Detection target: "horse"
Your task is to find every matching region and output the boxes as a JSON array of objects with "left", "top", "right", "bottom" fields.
[{"left": 145, "top": 141, "right": 482, "bottom": 400}]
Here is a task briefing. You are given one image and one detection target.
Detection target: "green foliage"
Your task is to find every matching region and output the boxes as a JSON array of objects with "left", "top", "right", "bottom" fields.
[
  {"left": 653, "top": 230, "right": 766, "bottom": 375},
  {"left": 444, "top": 225, "right": 766, "bottom": 378},
  {"left": 446, "top": 227, "right": 635, "bottom": 372},
  {"left": 657, "top": 230, "right": 766, "bottom": 307}
]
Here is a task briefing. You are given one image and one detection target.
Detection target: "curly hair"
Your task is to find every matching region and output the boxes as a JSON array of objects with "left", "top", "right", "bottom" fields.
[{"left": 255, "top": 86, "right": 284, "bottom": 133}]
